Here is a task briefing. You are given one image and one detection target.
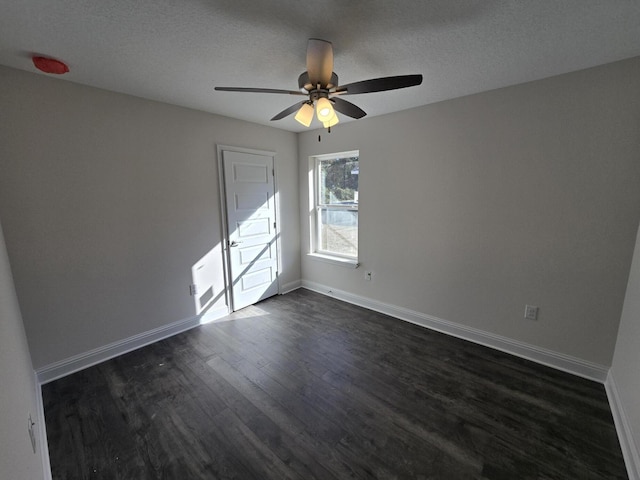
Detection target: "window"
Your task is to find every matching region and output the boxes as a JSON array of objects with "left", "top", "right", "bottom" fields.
[{"left": 310, "top": 151, "right": 359, "bottom": 264}]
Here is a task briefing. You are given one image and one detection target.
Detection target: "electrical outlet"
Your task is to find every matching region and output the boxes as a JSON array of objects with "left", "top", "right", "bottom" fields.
[
  {"left": 364, "top": 271, "right": 372, "bottom": 281},
  {"left": 524, "top": 305, "right": 539, "bottom": 320},
  {"left": 28, "top": 415, "right": 36, "bottom": 454}
]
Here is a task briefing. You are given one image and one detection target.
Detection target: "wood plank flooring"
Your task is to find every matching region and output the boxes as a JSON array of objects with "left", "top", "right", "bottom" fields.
[{"left": 42, "top": 289, "right": 628, "bottom": 479}]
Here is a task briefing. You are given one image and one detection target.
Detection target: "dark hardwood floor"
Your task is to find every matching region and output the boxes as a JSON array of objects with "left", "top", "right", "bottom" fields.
[{"left": 43, "top": 289, "right": 628, "bottom": 479}]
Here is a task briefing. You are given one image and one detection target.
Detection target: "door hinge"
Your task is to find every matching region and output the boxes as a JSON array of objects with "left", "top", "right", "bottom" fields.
[
  {"left": 274, "top": 221, "right": 276, "bottom": 229},
  {"left": 272, "top": 168, "right": 274, "bottom": 176}
]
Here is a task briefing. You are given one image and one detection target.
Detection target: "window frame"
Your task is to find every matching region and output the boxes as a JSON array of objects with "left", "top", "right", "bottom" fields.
[{"left": 308, "top": 151, "right": 360, "bottom": 267}]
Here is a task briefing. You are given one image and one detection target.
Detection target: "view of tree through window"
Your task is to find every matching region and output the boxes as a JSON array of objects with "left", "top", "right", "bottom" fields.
[
  {"left": 316, "top": 154, "right": 359, "bottom": 258},
  {"left": 320, "top": 157, "right": 359, "bottom": 204}
]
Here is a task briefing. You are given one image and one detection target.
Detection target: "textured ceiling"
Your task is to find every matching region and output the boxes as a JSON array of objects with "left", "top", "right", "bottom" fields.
[{"left": 1, "top": 0, "right": 640, "bottom": 132}]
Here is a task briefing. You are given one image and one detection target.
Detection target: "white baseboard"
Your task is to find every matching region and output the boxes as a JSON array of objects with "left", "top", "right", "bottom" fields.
[
  {"left": 280, "top": 279, "right": 302, "bottom": 294},
  {"left": 36, "top": 307, "right": 229, "bottom": 384},
  {"left": 300, "top": 280, "right": 609, "bottom": 383},
  {"left": 606, "top": 372, "right": 640, "bottom": 480}
]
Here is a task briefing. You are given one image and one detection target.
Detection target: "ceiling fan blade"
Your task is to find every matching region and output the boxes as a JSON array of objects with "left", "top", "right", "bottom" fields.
[
  {"left": 215, "top": 87, "right": 305, "bottom": 95},
  {"left": 331, "top": 97, "right": 367, "bottom": 119},
  {"left": 271, "top": 102, "right": 306, "bottom": 121},
  {"left": 306, "top": 38, "right": 333, "bottom": 88},
  {"left": 335, "top": 74, "right": 423, "bottom": 95}
]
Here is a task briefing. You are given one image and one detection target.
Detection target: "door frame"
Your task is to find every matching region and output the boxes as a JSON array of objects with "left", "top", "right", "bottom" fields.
[{"left": 217, "top": 144, "right": 282, "bottom": 312}]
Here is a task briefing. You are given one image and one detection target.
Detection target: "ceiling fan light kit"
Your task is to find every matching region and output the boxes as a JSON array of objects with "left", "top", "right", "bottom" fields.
[
  {"left": 322, "top": 109, "right": 339, "bottom": 129},
  {"left": 215, "top": 39, "right": 423, "bottom": 130},
  {"left": 294, "top": 102, "right": 314, "bottom": 127},
  {"left": 315, "top": 97, "right": 334, "bottom": 122}
]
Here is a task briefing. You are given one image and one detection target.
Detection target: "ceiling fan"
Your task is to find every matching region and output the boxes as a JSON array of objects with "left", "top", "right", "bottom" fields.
[{"left": 215, "top": 38, "right": 423, "bottom": 129}]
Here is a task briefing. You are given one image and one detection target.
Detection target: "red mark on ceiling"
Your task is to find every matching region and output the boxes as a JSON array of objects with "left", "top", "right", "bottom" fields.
[{"left": 32, "top": 56, "right": 69, "bottom": 74}]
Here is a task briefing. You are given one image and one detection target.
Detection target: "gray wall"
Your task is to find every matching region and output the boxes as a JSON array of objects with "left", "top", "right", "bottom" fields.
[
  {"left": 0, "top": 220, "right": 45, "bottom": 479},
  {"left": 299, "top": 57, "right": 640, "bottom": 366},
  {"left": 0, "top": 66, "right": 300, "bottom": 369},
  {"left": 611, "top": 221, "right": 640, "bottom": 473}
]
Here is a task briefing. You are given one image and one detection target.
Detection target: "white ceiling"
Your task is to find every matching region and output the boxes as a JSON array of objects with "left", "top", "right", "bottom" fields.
[{"left": 1, "top": 0, "right": 639, "bottom": 132}]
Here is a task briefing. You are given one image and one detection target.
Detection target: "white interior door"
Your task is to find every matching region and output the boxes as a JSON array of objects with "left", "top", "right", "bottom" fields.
[{"left": 222, "top": 149, "right": 279, "bottom": 311}]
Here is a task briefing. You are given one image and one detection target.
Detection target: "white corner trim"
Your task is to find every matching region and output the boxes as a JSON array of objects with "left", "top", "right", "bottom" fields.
[
  {"left": 300, "top": 280, "right": 609, "bottom": 383},
  {"left": 280, "top": 279, "right": 302, "bottom": 294},
  {"left": 35, "top": 377, "right": 52, "bottom": 480},
  {"left": 36, "top": 307, "right": 229, "bottom": 384},
  {"left": 606, "top": 371, "right": 640, "bottom": 480}
]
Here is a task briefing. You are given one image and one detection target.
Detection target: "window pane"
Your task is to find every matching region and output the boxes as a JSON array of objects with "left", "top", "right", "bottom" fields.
[
  {"left": 319, "top": 206, "right": 358, "bottom": 257},
  {"left": 319, "top": 157, "right": 359, "bottom": 205}
]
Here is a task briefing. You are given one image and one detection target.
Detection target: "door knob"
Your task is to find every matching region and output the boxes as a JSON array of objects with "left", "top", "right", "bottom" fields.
[{"left": 229, "top": 240, "right": 242, "bottom": 247}]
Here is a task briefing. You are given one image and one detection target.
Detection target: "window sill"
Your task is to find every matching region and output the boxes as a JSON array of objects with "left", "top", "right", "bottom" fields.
[{"left": 307, "top": 253, "right": 359, "bottom": 269}]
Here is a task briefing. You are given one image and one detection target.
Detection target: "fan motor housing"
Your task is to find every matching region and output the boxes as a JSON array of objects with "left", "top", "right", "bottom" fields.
[{"left": 298, "top": 71, "right": 338, "bottom": 92}]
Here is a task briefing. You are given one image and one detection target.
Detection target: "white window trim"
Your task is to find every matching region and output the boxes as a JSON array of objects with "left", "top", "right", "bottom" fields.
[
  {"left": 308, "top": 150, "right": 359, "bottom": 266},
  {"left": 306, "top": 252, "right": 360, "bottom": 268}
]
